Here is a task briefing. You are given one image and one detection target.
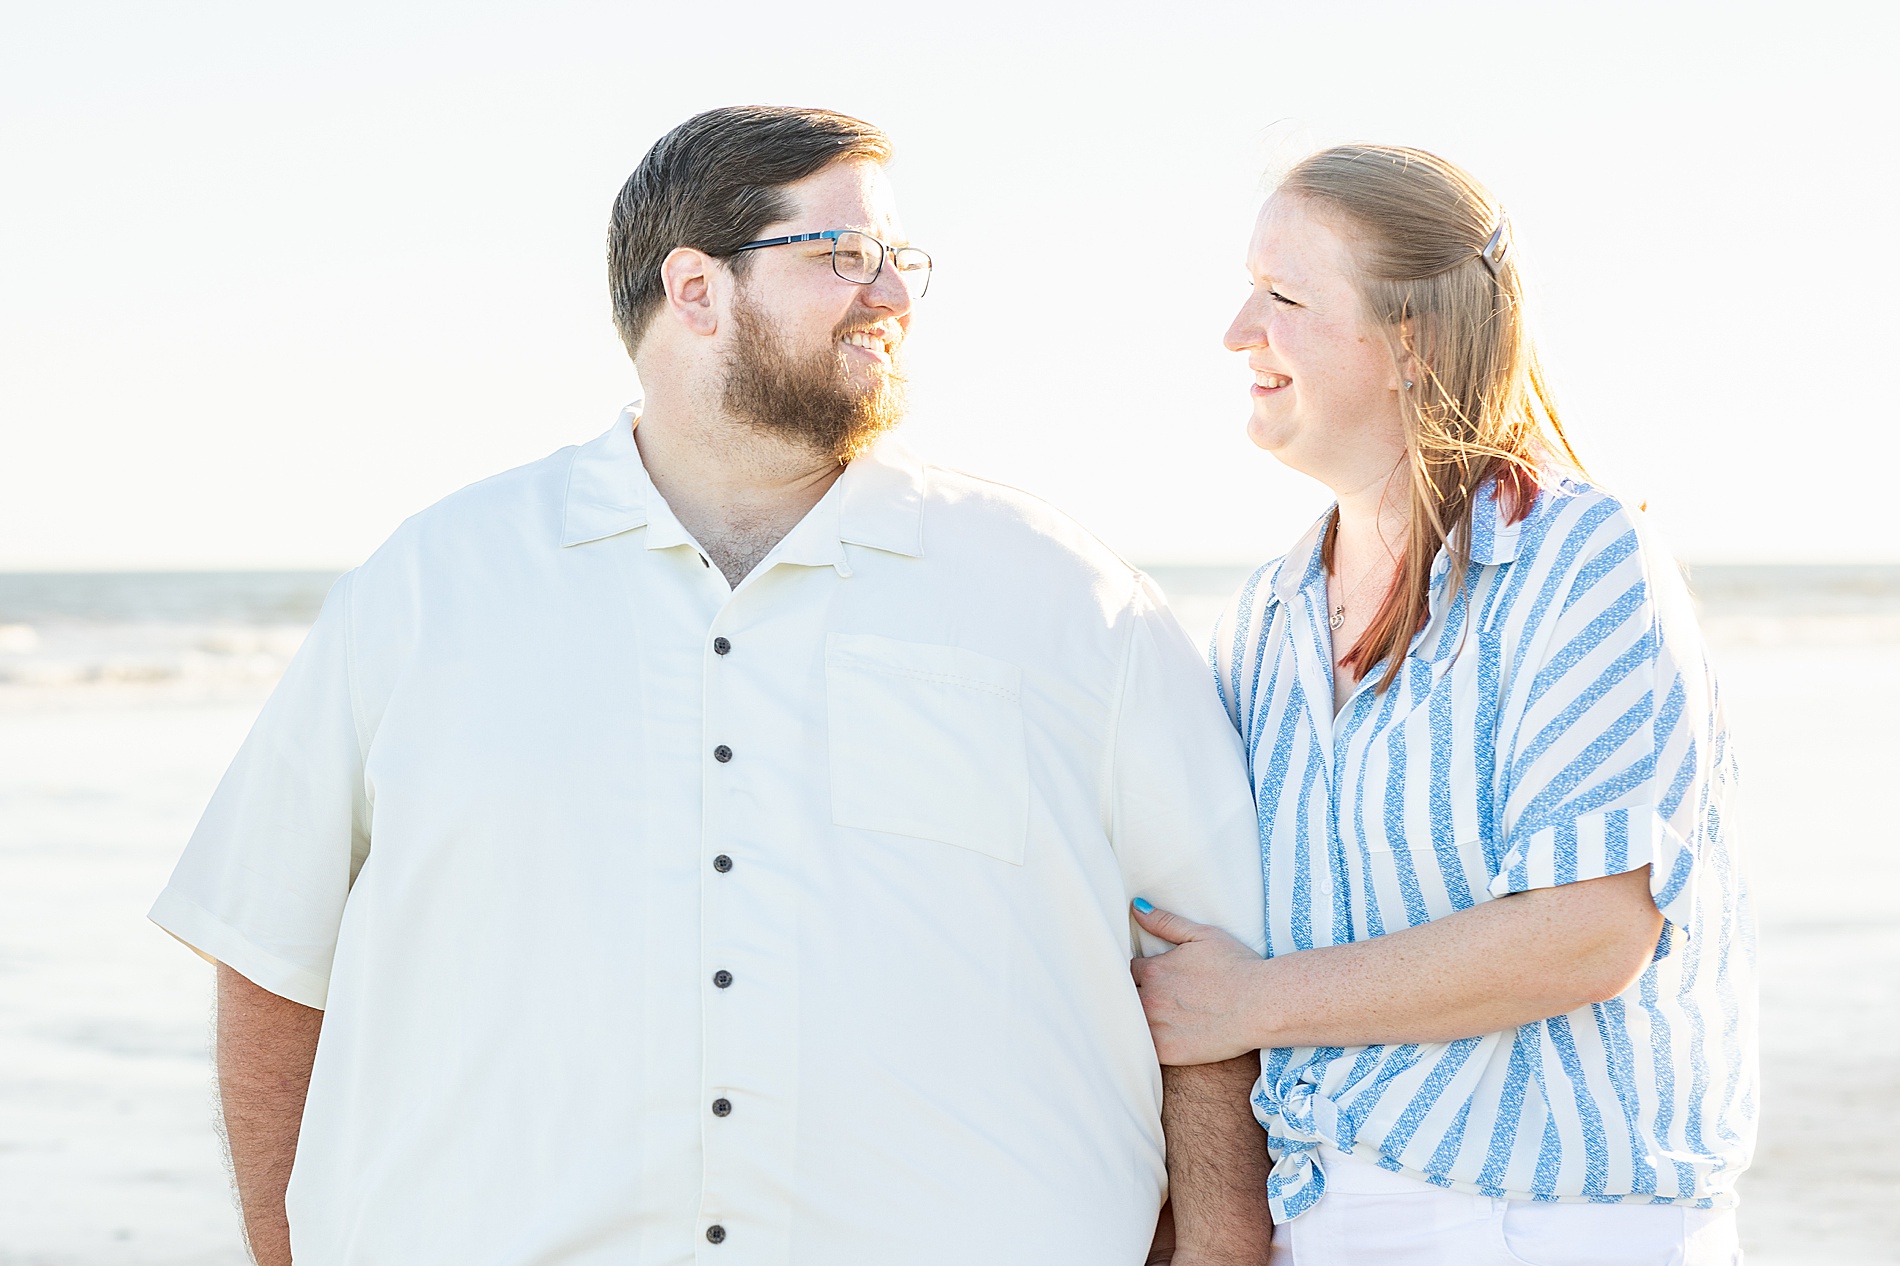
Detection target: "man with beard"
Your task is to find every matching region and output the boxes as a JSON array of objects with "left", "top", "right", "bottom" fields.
[{"left": 151, "top": 107, "right": 1273, "bottom": 1266}]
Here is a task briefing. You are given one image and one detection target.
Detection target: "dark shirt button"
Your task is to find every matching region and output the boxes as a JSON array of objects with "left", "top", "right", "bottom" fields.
[
  {"left": 706, "top": 1225, "right": 726, "bottom": 1244},
  {"left": 713, "top": 969, "right": 733, "bottom": 988},
  {"left": 713, "top": 636, "right": 731, "bottom": 655},
  {"left": 714, "top": 744, "right": 733, "bottom": 763},
  {"left": 713, "top": 854, "right": 733, "bottom": 873},
  {"left": 712, "top": 1097, "right": 732, "bottom": 1117}
]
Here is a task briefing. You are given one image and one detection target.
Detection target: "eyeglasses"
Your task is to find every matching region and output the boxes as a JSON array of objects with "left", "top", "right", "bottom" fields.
[{"left": 731, "top": 229, "right": 932, "bottom": 298}]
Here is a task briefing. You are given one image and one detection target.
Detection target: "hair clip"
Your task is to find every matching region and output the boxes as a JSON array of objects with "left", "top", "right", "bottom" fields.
[{"left": 1478, "top": 215, "right": 1510, "bottom": 277}]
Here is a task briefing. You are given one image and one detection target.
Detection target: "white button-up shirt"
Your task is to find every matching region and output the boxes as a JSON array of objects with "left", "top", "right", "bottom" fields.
[{"left": 151, "top": 408, "right": 1266, "bottom": 1266}]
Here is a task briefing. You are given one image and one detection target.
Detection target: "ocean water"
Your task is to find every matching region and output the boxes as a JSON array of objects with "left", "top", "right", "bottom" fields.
[
  {"left": 0, "top": 571, "right": 338, "bottom": 699},
  {"left": 1150, "top": 561, "right": 1900, "bottom": 652},
  {"left": 1, "top": 567, "right": 1897, "bottom": 1263},
  {"left": 2, "top": 564, "right": 1896, "bottom": 700}
]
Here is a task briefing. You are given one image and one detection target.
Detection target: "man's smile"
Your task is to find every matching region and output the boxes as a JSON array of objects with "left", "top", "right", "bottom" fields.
[{"left": 841, "top": 325, "right": 900, "bottom": 364}]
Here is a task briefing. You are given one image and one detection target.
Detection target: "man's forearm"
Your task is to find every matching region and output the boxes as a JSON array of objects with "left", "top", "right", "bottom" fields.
[
  {"left": 1159, "top": 1054, "right": 1272, "bottom": 1264},
  {"left": 216, "top": 964, "right": 323, "bottom": 1266}
]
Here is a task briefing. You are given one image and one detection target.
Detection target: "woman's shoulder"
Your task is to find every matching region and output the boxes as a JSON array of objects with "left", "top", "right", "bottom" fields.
[
  {"left": 1512, "top": 477, "right": 1700, "bottom": 641},
  {"left": 1205, "top": 557, "right": 1290, "bottom": 728},
  {"left": 1212, "top": 556, "right": 1288, "bottom": 643},
  {"left": 1207, "top": 552, "right": 1315, "bottom": 701},
  {"left": 1516, "top": 478, "right": 1672, "bottom": 578}
]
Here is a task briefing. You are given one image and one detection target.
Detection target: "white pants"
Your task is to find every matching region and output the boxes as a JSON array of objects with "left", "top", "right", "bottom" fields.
[{"left": 1268, "top": 1146, "right": 1742, "bottom": 1266}]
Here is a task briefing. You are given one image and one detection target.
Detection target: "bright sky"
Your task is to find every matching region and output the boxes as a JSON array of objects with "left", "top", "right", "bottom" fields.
[{"left": 2, "top": 0, "right": 1893, "bottom": 570}]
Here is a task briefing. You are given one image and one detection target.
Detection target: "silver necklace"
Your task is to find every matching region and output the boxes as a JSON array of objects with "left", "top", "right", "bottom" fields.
[{"left": 1329, "top": 559, "right": 1395, "bottom": 634}]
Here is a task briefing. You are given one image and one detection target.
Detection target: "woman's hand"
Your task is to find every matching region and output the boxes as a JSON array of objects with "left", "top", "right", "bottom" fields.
[{"left": 1130, "top": 899, "right": 1269, "bottom": 1065}]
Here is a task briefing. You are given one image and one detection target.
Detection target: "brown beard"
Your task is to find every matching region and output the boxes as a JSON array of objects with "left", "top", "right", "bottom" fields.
[{"left": 720, "top": 293, "right": 906, "bottom": 463}]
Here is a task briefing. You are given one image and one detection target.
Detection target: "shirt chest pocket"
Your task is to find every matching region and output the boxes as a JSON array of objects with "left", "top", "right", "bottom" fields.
[{"left": 825, "top": 633, "right": 1029, "bottom": 865}]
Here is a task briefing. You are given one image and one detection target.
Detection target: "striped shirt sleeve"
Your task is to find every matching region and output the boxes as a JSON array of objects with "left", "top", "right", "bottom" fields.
[{"left": 1487, "top": 504, "right": 1709, "bottom": 945}]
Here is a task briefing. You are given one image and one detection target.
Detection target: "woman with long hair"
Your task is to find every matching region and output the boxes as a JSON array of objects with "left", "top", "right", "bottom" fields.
[{"left": 1131, "top": 147, "right": 1755, "bottom": 1264}]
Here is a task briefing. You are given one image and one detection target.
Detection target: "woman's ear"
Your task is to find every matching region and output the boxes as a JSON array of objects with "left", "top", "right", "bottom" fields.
[
  {"left": 1394, "top": 319, "right": 1420, "bottom": 393},
  {"left": 659, "top": 247, "right": 722, "bottom": 337}
]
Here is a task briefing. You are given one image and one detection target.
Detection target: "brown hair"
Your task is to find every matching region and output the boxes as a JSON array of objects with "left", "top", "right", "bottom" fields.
[
  {"left": 607, "top": 105, "right": 893, "bottom": 357},
  {"left": 1279, "top": 144, "right": 1585, "bottom": 694}
]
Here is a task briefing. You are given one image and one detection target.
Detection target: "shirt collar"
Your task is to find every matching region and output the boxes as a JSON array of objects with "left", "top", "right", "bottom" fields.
[
  {"left": 560, "top": 403, "right": 927, "bottom": 569},
  {"left": 836, "top": 432, "right": 926, "bottom": 558},
  {"left": 560, "top": 405, "right": 651, "bottom": 547},
  {"left": 1270, "top": 511, "right": 1332, "bottom": 611},
  {"left": 1464, "top": 477, "right": 1522, "bottom": 567},
  {"left": 1262, "top": 476, "right": 1524, "bottom": 617}
]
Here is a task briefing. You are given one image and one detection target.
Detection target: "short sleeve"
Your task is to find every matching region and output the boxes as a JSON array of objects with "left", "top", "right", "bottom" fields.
[
  {"left": 1487, "top": 512, "right": 1722, "bottom": 949},
  {"left": 148, "top": 571, "right": 370, "bottom": 1007},
  {"left": 1110, "top": 577, "right": 1268, "bottom": 958}
]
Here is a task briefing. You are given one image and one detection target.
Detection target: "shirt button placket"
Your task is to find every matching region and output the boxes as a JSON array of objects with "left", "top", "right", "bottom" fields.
[{"left": 706, "top": 629, "right": 739, "bottom": 1247}]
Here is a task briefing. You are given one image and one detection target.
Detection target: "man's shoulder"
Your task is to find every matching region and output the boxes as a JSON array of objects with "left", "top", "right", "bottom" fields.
[
  {"left": 915, "top": 460, "right": 1144, "bottom": 600},
  {"left": 366, "top": 441, "right": 581, "bottom": 570}
]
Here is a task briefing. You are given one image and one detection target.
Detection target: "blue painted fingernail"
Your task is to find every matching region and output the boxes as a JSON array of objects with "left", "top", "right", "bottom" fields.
[{"left": 1132, "top": 897, "right": 1155, "bottom": 914}]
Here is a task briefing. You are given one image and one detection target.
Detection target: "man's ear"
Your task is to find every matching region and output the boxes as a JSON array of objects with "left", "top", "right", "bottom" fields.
[{"left": 660, "top": 246, "right": 723, "bottom": 337}]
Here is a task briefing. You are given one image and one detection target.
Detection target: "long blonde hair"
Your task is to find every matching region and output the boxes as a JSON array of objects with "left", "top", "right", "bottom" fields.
[{"left": 1279, "top": 144, "right": 1584, "bottom": 693}]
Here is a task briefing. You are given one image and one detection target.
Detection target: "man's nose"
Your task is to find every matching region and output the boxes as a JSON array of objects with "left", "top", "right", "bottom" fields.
[{"left": 863, "top": 258, "right": 915, "bottom": 316}]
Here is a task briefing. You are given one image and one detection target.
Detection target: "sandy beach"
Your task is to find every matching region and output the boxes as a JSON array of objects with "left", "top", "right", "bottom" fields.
[{"left": 0, "top": 569, "right": 1894, "bottom": 1264}]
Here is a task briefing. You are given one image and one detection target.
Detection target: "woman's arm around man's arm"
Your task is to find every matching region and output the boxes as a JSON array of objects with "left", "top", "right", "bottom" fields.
[{"left": 1130, "top": 871, "right": 1663, "bottom": 1063}]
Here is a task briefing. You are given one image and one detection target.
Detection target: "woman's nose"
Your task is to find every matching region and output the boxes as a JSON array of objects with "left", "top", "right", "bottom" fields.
[{"left": 1223, "top": 300, "right": 1264, "bottom": 353}]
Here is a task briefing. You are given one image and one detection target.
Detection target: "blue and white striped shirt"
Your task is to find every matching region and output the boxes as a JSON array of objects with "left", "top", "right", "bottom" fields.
[{"left": 1211, "top": 479, "right": 1756, "bottom": 1220}]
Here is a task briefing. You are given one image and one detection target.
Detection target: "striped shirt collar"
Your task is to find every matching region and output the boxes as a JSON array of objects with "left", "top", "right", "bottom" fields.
[{"left": 1267, "top": 476, "right": 1526, "bottom": 613}]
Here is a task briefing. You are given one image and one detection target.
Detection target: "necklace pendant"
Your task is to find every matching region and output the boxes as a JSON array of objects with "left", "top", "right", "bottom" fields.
[{"left": 1329, "top": 606, "right": 1345, "bottom": 631}]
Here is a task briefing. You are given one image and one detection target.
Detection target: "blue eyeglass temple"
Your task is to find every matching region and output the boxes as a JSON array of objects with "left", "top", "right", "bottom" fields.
[
  {"left": 732, "top": 230, "right": 926, "bottom": 262},
  {"left": 733, "top": 231, "right": 844, "bottom": 251}
]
